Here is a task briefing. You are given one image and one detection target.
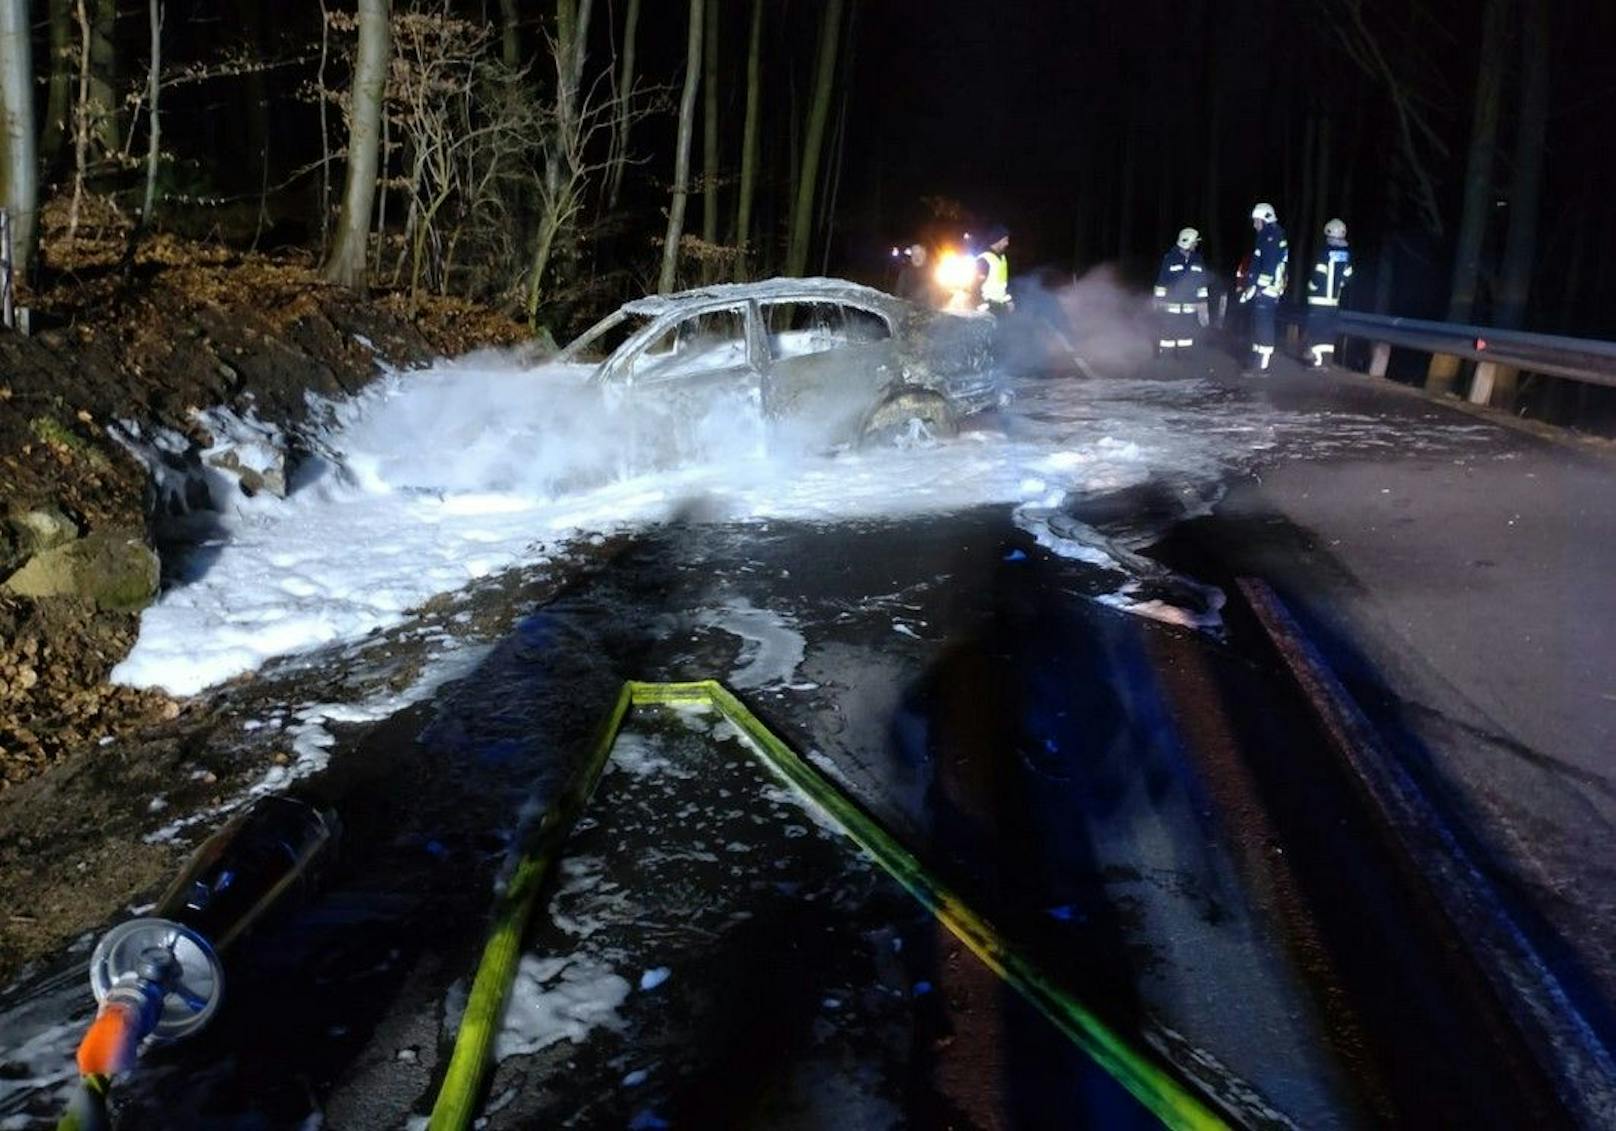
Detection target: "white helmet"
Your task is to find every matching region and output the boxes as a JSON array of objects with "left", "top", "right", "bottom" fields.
[
  {"left": 1251, "top": 202, "right": 1277, "bottom": 224},
  {"left": 1324, "top": 217, "right": 1347, "bottom": 240},
  {"left": 1176, "top": 227, "right": 1200, "bottom": 251}
]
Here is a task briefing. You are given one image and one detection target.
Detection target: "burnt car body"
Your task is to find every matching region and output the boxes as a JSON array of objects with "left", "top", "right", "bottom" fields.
[{"left": 558, "top": 278, "right": 1001, "bottom": 450}]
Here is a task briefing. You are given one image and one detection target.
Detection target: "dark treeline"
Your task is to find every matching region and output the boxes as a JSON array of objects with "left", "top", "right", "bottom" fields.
[
  {"left": 842, "top": 0, "right": 1616, "bottom": 340},
  {"left": 0, "top": 0, "right": 865, "bottom": 336},
  {"left": 0, "top": 0, "right": 1612, "bottom": 341}
]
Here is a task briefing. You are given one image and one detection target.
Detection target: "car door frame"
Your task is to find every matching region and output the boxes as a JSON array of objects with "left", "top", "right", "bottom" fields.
[
  {"left": 756, "top": 296, "right": 901, "bottom": 432},
  {"left": 595, "top": 299, "right": 766, "bottom": 392}
]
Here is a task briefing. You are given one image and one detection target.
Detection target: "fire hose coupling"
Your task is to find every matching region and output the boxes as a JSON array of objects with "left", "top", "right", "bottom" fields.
[{"left": 84, "top": 917, "right": 225, "bottom": 1070}]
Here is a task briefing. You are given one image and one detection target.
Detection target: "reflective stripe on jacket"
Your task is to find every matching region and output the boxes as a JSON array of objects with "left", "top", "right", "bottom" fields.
[
  {"left": 1154, "top": 249, "right": 1210, "bottom": 304},
  {"left": 1307, "top": 243, "right": 1353, "bottom": 306},
  {"left": 1250, "top": 223, "right": 1289, "bottom": 299}
]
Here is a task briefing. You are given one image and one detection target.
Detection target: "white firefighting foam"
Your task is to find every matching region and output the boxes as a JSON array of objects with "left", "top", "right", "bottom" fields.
[{"left": 110, "top": 344, "right": 1489, "bottom": 696}]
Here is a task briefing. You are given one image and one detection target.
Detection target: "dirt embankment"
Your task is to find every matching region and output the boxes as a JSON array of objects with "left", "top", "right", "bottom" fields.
[{"left": 1, "top": 241, "right": 527, "bottom": 793}]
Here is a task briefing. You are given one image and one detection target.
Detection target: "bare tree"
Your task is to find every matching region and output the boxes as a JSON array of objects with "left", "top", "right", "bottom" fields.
[
  {"left": 141, "top": 0, "right": 163, "bottom": 224},
  {"left": 88, "top": 0, "right": 119, "bottom": 153},
  {"left": 383, "top": 7, "right": 531, "bottom": 309},
  {"left": 1418, "top": 0, "right": 1508, "bottom": 393},
  {"left": 816, "top": 0, "right": 855, "bottom": 274},
  {"left": 41, "top": 0, "right": 75, "bottom": 172},
  {"left": 784, "top": 0, "right": 842, "bottom": 278},
  {"left": 732, "top": 0, "right": 761, "bottom": 280},
  {"left": 323, "top": 0, "right": 392, "bottom": 289},
  {"left": 701, "top": 0, "right": 719, "bottom": 276},
  {"left": 317, "top": 0, "right": 333, "bottom": 254},
  {"left": 523, "top": 0, "right": 597, "bottom": 319},
  {"left": 1495, "top": 0, "right": 1548, "bottom": 329},
  {"left": 498, "top": 0, "right": 520, "bottom": 67},
  {"left": 658, "top": 0, "right": 702, "bottom": 294},
  {"left": 65, "top": 0, "right": 91, "bottom": 246},
  {"left": 236, "top": 0, "right": 271, "bottom": 216},
  {"left": 0, "top": 0, "right": 36, "bottom": 275},
  {"left": 1327, "top": 0, "right": 1450, "bottom": 237},
  {"left": 605, "top": 0, "right": 640, "bottom": 209},
  {"left": 1444, "top": 0, "right": 1508, "bottom": 325},
  {"left": 1197, "top": 0, "right": 1220, "bottom": 265}
]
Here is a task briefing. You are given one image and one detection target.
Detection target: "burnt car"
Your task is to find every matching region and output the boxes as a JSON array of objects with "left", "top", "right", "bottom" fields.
[{"left": 557, "top": 278, "right": 1001, "bottom": 451}]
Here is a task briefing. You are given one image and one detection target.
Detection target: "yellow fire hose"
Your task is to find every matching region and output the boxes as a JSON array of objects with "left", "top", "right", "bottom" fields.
[{"left": 428, "top": 680, "right": 1231, "bottom": 1131}]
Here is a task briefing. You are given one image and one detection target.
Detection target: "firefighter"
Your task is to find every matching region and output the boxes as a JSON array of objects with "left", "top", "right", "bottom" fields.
[
  {"left": 1304, "top": 218, "right": 1352, "bottom": 367},
  {"left": 975, "top": 226, "right": 1012, "bottom": 314},
  {"left": 1238, "top": 202, "right": 1288, "bottom": 373},
  {"left": 1152, "top": 227, "right": 1210, "bottom": 354}
]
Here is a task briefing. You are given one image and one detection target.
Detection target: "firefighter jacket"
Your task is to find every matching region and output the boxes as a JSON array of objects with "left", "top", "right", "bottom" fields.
[
  {"left": 1153, "top": 249, "right": 1210, "bottom": 309},
  {"left": 977, "top": 250, "right": 1010, "bottom": 306},
  {"left": 1249, "top": 222, "right": 1289, "bottom": 299},
  {"left": 1307, "top": 241, "right": 1352, "bottom": 306}
]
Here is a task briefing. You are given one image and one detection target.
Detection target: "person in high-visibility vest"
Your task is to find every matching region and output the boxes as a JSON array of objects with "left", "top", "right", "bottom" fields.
[
  {"left": 1238, "top": 201, "right": 1288, "bottom": 373},
  {"left": 1152, "top": 227, "right": 1210, "bottom": 354},
  {"left": 974, "top": 226, "right": 1012, "bottom": 314},
  {"left": 1304, "top": 218, "right": 1352, "bottom": 367}
]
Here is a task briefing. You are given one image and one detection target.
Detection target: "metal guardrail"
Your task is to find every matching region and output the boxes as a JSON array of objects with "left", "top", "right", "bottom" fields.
[
  {"left": 1336, "top": 310, "right": 1616, "bottom": 390},
  {"left": 1281, "top": 303, "right": 1616, "bottom": 398}
]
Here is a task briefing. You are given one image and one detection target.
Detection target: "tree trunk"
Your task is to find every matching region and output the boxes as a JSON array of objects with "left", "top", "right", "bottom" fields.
[
  {"left": 784, "top": 0, "right": 842, "bottom": 278},
  {"left": 605, "top": 0, "right": 639, "bottom": 209},
  {"left": 817, "top": 0, "right": 854, "bottom": 275},
  {"left": 658, "top": 0, "right": 702, "bottom": 294},
  {"left": 1198, "top": 0, "right": 1219, "bottom": 264},
  {"left": 42, "top": 0, "right": 74, "bottom": 173},
  {"left": 817, "top": 35, "right": 850, "bottom": 274},
  {"left": 1428, "top": 0, "right": 1508, "bottom": 393},
  {"left": 1494, "top": 0, "right": 1548, "bottom": 330},
  {"left": 498, "top": 0, "right": 520, "bottom": 68},
  {"left": 322, "top": 0, "right": 391, "bottom": 290},
  {"left": 1294, "top": 114, "right": 1316, "bottom": 301},
  {"left": 88, "top": 0, "right": 118, "bottom": 154},
  {"left": 1443, "top": 0, "right": 1508, "bottom": 325},
  {"left": 732, "top": 0, "right": 761, "bottom": 280},
  {"left": 0, "top": 0, "right": 37, "bottom": 276},
  {"left": 1117, "top": 119, "right": 1134, "bottom": 261},
  {"left": 237, "top": 0, "right": 270, "bottom": 199},
  {"left": 1312, "top": 117, "right": 1333, "bottom": 268},
  {"left": 66, "top": 0, "right": 90, "bottom": 245},
  {"left": 141, "top": 0, "right": 162, "bottom": 223},
  {"left": 701, "top": 0, "right": 719, "bottom": 267},
  {"left": 525, "top": 0, "right": 594, "bottom": 317}
]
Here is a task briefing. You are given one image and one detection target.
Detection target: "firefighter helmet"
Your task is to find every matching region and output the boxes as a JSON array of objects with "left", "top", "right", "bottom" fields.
[
  {"left": 1176, "top": 227, "right": 1200, "bottom": 251},
  {"left": 1251, "top": 202, "right": 1278, "bottom": 224},
  {"left": 1324, "top": 217, "right": 1347, "bottom": 240}
]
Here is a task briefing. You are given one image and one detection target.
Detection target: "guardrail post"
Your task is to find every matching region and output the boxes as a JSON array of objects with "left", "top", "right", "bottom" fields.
[
  {"left": 1369, "top": 341, "right": 1391, "bottom": 378},
  {"left": 1469, "top": 362, "right": 1521, "bottom": 409},
  {"left": 1469, "top": 361, "right": 1498, "bottom": 405}
]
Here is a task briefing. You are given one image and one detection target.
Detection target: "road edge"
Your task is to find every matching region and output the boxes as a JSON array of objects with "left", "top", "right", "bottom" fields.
[{"left": 1235, "top": 576, "right": 1616, "bottom": 1128}]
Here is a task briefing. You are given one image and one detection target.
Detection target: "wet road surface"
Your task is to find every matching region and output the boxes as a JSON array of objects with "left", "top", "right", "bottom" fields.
[{"left": 2, "top": 353, "right": 1602, "bottom": 1128}]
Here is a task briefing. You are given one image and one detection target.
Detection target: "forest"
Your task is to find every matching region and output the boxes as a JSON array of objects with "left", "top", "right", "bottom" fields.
[{"left": 0, "top": 0, "right": 1611, "bottom": 343}]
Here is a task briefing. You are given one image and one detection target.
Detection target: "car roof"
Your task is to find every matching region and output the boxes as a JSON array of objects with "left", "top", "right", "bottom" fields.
[{"left": 620, "top": 276, "right": 907, "bottom": 319}]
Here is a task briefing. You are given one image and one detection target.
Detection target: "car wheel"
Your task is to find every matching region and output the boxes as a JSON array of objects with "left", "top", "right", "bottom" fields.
[{"left": 858, "top": 387, "right": 959, "bottom": 448}]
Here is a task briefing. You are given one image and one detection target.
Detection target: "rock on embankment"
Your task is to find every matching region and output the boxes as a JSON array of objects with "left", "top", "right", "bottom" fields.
[{"left": 0, "top": 255, "right": 526, "bottom": 787}]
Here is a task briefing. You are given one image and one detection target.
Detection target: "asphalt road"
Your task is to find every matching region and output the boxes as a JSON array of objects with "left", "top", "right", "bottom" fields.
[
  {"left": 1162, "top": 356, "right": 1616, "bottom": 1048},
  {"left": 3, "top": 347, "right": 1610, "bottom": 1128}
]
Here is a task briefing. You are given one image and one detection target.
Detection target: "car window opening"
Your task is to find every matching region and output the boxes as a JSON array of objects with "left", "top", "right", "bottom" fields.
[
  {"left": 634, "top": 307, "right": 750, "bottom": 382},
  {"left": 763, "top": 302, "right": 891, "bottom": 362}
]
